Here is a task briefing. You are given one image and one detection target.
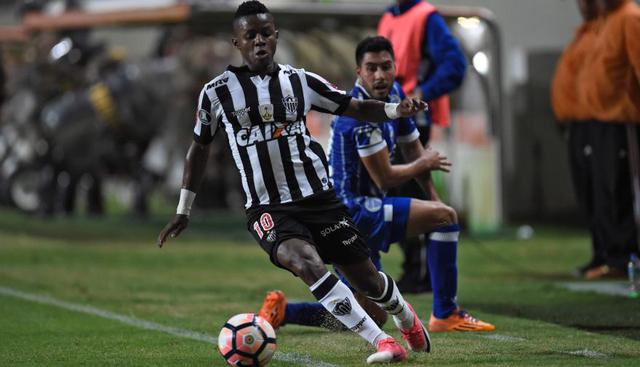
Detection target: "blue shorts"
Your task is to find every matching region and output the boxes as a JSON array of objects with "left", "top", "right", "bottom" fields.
[
  {"left": 335, "top": 196, "right": 411, "bottom": 284},
  {"left": 346, "top": 196, "right": 411, "bottom": 253}
]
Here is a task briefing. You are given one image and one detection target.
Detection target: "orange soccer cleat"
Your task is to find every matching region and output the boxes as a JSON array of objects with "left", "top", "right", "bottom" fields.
[
  {"left": 366, "top": 337, "right": 408, "bottom": 364},
  {"left": 584, "top": 265, "right": 626, "bottom": 280},
  {"left": 258, "top": 290, "right": 288, "bottom": 329},
  {"left": 428, "top": 308, "right": 496, "bottom": 332}
]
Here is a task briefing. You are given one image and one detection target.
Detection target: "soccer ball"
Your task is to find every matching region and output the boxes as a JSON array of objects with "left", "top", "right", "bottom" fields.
[{"left": 218, "top": 313, "right": 277, "bottom": 366}]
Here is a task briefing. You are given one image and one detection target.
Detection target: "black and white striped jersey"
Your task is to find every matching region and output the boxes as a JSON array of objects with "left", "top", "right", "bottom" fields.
[{"left": 193, "top": 64, "right": 352, "bottom": 209}]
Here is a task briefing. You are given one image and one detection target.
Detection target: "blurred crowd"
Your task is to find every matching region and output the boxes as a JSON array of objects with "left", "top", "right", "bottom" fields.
[
  {"left": 0, "top": 1, "right": 243, "bottom": 217},
  {"left": 0, "top": 1, "right": 375, "bottom": 218}
]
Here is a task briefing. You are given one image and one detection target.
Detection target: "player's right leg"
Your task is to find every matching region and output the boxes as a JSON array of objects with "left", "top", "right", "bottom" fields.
[{"left": 406, "top": 199, "right": 495, "bottom": 332}]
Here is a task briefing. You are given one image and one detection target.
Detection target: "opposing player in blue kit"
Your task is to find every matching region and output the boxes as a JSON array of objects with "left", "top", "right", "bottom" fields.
[{"left": 259, "top": 36, "right": 495, "bottom": 333}]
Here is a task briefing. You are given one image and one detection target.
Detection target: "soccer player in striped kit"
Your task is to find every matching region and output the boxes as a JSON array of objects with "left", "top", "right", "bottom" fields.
[{"left": 158, "top": 1, "right": 432, "bottom": 364}]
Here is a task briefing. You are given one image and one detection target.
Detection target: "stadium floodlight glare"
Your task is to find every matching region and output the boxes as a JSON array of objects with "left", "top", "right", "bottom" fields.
[
  {"left": 454, "top": 16, "right": 486, "bottom": 53},
  {"left": 49, "top": 37, "right": 72, "bottom": 61},
  {"left": 457, "top": 16, "right": 481, "bottom": 29},
  {"left": 472, "top": 51, "right": 489, "bottom": 75}
]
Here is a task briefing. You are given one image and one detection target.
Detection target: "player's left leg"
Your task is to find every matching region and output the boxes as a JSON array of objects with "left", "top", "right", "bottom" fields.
[
  {"left": 335, "top": 253, "right": 389, "bottom": 328},
  {"left": 406, "top": 199, "right": 495, "bottom": 332},
  {"left": 304, "top": 206, "right": 429, "bottom": 356},
  {"left": 329, "top": 196, "right": 429, "bottom": 351}
]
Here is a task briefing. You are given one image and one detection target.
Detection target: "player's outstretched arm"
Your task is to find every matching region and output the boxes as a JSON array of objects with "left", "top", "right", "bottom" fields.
[
  {"left": 342, "top": 97, "right": 427, "bottom": 122},
  {"left": 157, "top": 141, "right": 211, "bottom": 248}
]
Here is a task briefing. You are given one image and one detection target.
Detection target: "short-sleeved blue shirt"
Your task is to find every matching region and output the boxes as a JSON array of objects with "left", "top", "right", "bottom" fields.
[{"left": 329, "top": 80, "right": 420, "bottom": 203}]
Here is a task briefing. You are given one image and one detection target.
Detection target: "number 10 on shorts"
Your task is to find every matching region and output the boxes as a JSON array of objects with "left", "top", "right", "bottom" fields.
[{"left": 253, "top": 213, "right": 274, "bottom": 239}]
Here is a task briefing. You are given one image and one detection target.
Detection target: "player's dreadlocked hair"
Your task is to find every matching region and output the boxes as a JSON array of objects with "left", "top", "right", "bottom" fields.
[
  {"left": 234, "top": 0, "right": 270, "bottom": 20},
  {"left": 355, "top": 36, "right": 395, "bottom": 66}
]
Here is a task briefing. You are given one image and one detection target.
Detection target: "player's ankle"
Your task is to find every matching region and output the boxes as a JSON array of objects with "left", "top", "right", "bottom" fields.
[{"left": 373, "top": 332, "right": 391, "bottom": 347}]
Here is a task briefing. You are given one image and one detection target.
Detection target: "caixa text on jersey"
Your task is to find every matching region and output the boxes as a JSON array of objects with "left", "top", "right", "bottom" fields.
[{"left": 235, "top": 120, "right": 305, "bottom": 147}]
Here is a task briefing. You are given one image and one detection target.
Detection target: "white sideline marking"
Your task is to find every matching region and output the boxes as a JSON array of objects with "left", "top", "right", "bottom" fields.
[
  {"left": 480, "top": 332, "right": 605, "bottom": 359},
  {"left": 566, "top": 349, "right": 607, "bottom": 358},
  {"left": 0, "top": 286, "right": 339, "bottom": 367},
  {"left": 558, "top": 281, "right": 631, "bottom": 297},
  {"left": 481, "top": 333, "right": 526, "bottom": 342}
]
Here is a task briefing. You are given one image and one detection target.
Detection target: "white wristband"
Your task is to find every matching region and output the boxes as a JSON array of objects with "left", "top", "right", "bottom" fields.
[
  {"left": 384, "top": 103, "right": 400, "bottom": 120},
  {"left": 176, "top": 189, "right": 196, "bottom": 216}
]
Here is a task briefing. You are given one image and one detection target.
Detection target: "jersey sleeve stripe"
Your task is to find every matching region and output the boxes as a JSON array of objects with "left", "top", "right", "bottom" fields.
[
  {"left": 397, "top": 129, "right": 420, "bottom": 143},
  {"left": 357, "top": 141, "right": 387, "bottom": 157},
  {"left": 333, "top": 96, "right": 352, "bottom": 115},
  {"left": 193, "top": 88, "right": 214, "bottom": 145},
  {"left": 305, "top": 72, "right": 351, "bottom": 114},
  {"left": 309, "top": 104, "right": 334, "bottom": 114},
  {"left": 306, "top": 74, "right": 345, "bottom": 102},
  {"left": 201, "top": 89, "right": 212, "bottom": 111},
  {"left": 305, "top": 71, "right": 341, "bottom": 92}
]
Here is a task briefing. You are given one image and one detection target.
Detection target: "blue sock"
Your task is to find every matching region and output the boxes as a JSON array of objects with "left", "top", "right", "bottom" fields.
[
  {"left": 284, "top": 302, "right": 346, "bottom": 330},
  {"left": 427, "top": 223, "right": 459, "bottom": 319}
]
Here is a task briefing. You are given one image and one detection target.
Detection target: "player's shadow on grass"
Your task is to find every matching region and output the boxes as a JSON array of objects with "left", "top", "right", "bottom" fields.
[
  {"left": 467, "top": 296, "right": 640, "bottom": 341},
  {"left": 520, "top": 272, "right": 580, "bottom": 281}
]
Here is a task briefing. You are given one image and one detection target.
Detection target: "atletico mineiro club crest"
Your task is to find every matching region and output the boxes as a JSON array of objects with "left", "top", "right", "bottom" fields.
[{"left": 283, "top": 96, "right": 298, "bottom": 116}]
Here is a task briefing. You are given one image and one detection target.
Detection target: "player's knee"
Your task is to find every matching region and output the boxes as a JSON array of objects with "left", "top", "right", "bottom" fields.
[
  {"left": 435, "top": 203, "right": 458, "bottom": 226},
  {"left": 277, "top": 243, "right": 325, "bottom": 283}
]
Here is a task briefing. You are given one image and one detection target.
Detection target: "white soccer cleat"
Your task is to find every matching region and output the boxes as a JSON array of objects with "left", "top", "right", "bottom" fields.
[{"left": 366, "top": 337, "right": 407, "bottom": 364}]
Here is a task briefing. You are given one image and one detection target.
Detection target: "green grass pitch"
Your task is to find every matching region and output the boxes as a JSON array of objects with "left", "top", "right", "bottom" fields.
[{"left": 0, "top": 209, "right": 639, "bottom": 366}]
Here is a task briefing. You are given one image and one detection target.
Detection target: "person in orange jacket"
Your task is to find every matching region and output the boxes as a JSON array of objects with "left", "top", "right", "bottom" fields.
[
  {"left": 573, "top": 0, "right": 640, "bottom": 278},
  {"left": 551, "top": 0, "right": 604, "bottom": 278}
]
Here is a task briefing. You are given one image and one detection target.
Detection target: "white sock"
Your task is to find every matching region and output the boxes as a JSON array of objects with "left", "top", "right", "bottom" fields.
[
  {"left": 368, "top": 272, "right": 415, "bottom": 331},
  {"left": 311, "top": 272, "right": 389, "bottom": 346}
]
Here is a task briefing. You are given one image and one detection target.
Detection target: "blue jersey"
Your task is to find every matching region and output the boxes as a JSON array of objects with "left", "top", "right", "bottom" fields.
[{"left": 329, "top": 80, "right": 420, "bottom": 204}]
